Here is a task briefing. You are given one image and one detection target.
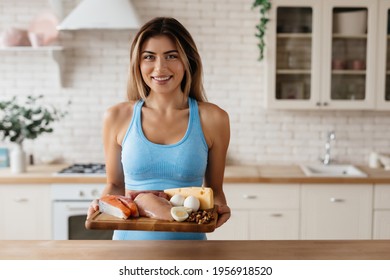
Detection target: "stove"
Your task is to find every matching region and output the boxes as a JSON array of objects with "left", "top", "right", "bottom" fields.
[{"left": 55, "top": 163, "right": 106, "bottom": 176}]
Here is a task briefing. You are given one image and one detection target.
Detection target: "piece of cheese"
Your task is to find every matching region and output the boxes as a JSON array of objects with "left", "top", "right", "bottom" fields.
[{"left": 164, "top": 187, "right": 214, "bottom": 210}]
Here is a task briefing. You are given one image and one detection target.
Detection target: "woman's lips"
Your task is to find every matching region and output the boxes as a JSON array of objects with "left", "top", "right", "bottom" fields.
[{"left": 152, "top": 76, "right": 171, "bottom": 83}]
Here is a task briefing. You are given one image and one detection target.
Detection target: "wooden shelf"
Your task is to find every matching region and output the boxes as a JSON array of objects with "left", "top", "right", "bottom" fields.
[
  {"left": 332, "top": 34, "right": 367, "bottom": 39},
  {"left": 0, "top": 46, "right": 64, "bottom": 51},
  {"left": 277, "top": 33, "right": 312, "bottom": 39},
  {"left": 331, "top": 70, "right": 366, "bottom": 75},
  {"left": 277, "top": 69, "right": 312, "bottom": 74}
]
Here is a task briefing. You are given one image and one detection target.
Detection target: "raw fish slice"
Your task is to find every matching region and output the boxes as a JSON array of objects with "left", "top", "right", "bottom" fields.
[
  {"left": 98, "top": 195, "right": 138, "bottom": 219},
  {"left": 117, "top": 196, "right": 139, "bottom": 217}
]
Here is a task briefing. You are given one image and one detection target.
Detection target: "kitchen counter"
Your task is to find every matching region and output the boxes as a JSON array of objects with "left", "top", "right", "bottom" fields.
[
  {"left": 0, "top": 164, "right": 390, "bottom": 184},
  {"left": 1, "top": 240, "right": 390, "bottom": 260}
]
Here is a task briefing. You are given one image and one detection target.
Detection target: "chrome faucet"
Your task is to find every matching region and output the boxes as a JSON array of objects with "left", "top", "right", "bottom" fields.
[{"left": 321, "top": 131, "right": 336, "bottom": 165}]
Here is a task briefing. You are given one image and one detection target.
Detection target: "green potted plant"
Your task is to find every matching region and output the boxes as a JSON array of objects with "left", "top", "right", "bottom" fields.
[
  {"left": 0, "top": 95, "right": 69, "bottom": 173},
  {"left": 252, "top": 0, "right": 272, "bottom": 61}
]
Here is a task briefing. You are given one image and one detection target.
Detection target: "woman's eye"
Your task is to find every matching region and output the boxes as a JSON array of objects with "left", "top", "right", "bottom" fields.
[
  {"left": 143, "top": 55, "right": 154, "bottom": 60},
  {"left": 166, "top": 54, "right": 178, "bottom": 60}
]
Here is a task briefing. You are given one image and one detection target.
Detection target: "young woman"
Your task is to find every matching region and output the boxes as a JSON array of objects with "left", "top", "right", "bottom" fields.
[{"left": 88, "top": 17, "right": 231, "bottom": 240}]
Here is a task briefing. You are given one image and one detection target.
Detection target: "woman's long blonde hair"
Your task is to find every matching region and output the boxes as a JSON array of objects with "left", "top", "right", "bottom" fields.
[{"left": 127, "top": 17, "right": 207, "bottom": 102}]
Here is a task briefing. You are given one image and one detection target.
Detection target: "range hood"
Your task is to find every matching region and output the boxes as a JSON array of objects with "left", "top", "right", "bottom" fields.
[{"left": 57, "top": 0, "right": 141, "bottom": 30}]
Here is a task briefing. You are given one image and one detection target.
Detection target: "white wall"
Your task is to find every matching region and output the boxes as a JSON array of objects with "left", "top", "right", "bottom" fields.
[{"left": 0, "top": 0, "right": 389, "bottom": 166}]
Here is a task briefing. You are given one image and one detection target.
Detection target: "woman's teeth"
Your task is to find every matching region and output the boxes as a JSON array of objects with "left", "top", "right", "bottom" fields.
[{"left": 153, "top": 76, "right": 170, "bottom": 81}]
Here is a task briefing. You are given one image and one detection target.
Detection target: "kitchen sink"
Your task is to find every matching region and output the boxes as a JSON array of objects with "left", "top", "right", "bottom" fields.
[{"left": 300, "top": 164, "right": 367, "bottom": 177}]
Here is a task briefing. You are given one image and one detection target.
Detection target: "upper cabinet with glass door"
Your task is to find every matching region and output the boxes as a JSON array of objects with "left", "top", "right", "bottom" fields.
[
  {"left": 377, "top": 1, "right": 390, "bottom": 110},
  {"left": 265, "top": 0, "right": 377, "bottom": 110}
]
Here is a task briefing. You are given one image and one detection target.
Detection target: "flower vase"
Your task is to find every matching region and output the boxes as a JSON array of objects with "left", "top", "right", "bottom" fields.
[{"left": 10, "top": 143, "right": 26, "bottom": 173}]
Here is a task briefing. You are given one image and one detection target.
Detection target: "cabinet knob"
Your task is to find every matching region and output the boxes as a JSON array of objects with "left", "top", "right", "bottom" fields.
[
  {"left": 330, "top": 197, "right": 345, "bottom": 203},
  {"left": 79, "top": 191, "right": 85, "bottom": 197},
  {"left": 270, "top": 213, "right": 283, "bottom": 217},
  {"left": 316, "top": 102, "right": 321, "bottom": 106},
  {"left": 91, "top": 189, "right": 100, "bottom": 197},
  {"left": 14, "top": 198, "right": 28, "bottom": 203},
  {"left": 242, "top": 194, "right": 257, "bottom": 199},
  {"left": 323, "top": 102, "right": 328, "bottom": 106}
]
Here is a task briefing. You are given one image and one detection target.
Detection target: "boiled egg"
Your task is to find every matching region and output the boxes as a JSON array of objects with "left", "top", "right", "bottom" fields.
[
  {"left": 171, "top": 206, "right": 189, "bottom": 222},
  {"left": 170, "top": 194, "right": 185, "bottom": 206},
  {"left": 183, "top": 195, "right": 200, "bottom": 212}
]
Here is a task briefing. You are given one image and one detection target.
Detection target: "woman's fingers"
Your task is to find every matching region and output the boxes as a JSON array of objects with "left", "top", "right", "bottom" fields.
[
  {"left": 216, "top": 204, "right": 231, "bottom": 228},
  {"left": 87, "top": 199, "right": 99, "bottom": 219}
]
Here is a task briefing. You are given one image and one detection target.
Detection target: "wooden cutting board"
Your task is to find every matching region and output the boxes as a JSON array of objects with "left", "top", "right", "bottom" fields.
[{"left": 85, "top": 206, "right": 218, "bottom": 233}]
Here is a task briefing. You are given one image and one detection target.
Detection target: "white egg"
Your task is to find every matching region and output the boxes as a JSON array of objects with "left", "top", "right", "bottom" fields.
[
  {"left": 171, "top": 206, "right": 189, "bottom": 222},
  {"left": 183, "top": 195, "right": 200, "bottom": 212},
  {"left": 170, "top": 194, "right": 185, "bottom": 206}
]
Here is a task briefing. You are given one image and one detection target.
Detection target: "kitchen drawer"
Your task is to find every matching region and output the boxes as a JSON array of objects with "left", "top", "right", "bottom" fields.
[
  {"left": 223, "top": 183, "right": 300, "bottom": 209},
  {"left": 250, "top": 209, "right": 300, "bottom": 240},
  {"left": 301, "top": 184, "right": 372, "bottom": 240},
  {"left": 374, "top": 185, "right": 390, "bottom": 209}
]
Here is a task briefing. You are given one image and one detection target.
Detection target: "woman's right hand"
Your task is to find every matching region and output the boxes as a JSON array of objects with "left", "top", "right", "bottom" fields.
[{"left": 87, "top": 199, "right": 99, "bottom": 219}]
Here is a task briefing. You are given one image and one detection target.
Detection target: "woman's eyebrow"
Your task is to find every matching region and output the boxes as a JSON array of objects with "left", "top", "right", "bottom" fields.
[{"left": 142, "top": 50, "right": 178, "bottom": 54}]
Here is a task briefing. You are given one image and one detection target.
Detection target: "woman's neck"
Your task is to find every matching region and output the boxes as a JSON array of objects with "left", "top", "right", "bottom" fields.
[{"left": 145, "top": 92, "right": 188, "bottom": 112}]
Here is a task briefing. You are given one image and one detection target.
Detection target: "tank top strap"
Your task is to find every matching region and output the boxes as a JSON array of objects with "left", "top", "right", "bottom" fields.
[
  {"left": 188, "top": 98, "right": 208, "bottom": 149},
  {"left": 121, "top": 99, "right": 144, "bottom": 147},
  {"left": 189, "top": 97, "right": 198, "bottom": 122}
]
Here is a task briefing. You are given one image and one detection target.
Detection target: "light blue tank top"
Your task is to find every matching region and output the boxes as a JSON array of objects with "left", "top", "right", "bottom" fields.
[{"left": 114, "top": 97, "right": 208, "bottom": 240}]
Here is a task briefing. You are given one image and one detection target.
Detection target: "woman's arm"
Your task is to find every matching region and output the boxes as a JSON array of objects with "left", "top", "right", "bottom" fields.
[
  {"left": 199, "top": 102, "right": 231, "bottom": 228},
  {"left": 87, "top": 102, "right": 132, "bottom": 218}
]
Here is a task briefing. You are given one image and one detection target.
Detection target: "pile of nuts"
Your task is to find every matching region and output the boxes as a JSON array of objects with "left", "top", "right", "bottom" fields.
[{"left": 186, "top": 209, "right": 214, "bottom": 224}]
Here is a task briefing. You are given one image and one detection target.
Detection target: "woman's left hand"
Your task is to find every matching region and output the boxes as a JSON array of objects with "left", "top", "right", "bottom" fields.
[{"left": 216, "top": 204, "right": 231, "bottom": 228}]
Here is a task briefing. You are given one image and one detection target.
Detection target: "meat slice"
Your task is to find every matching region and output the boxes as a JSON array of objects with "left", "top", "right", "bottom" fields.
[
  {"left": 134, "top": 193, "right": 173, "bottom": 221},
  {"left": 99, "top": 195, "right": 138, "bottom": 219},
  {"left": 126, "top": 190, "right": 170, "bottom": 201}
]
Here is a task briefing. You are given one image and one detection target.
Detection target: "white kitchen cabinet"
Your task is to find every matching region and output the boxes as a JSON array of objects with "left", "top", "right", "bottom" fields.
[
  {"left": 207, "top": 183, "right": 300, "bottom": 240},
  {"left": 376, "top": 2, "right": 390, "bottom": 110},
  {"left": 0, "top": 184, "right": 51, "bottom": 240},
  {"left": 301, "top": 184, "right": 373, "bottom": 239},
  {"left": 373, "top": 185, "right": 390, "bottom": 239},
  {"left": 266, "top": 0, "right": 377, "bottom": 110}
]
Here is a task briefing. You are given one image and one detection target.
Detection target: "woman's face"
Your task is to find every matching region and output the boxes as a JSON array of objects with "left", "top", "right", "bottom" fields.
[{"left": 140, "top": 35, "right": 185, "bottom": 96}]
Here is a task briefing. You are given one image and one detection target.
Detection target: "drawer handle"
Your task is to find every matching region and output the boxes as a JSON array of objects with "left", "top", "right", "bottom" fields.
[
  {"left": 14, "top": 198, "right": 28, "bottom": 203},
  {"left": 330, "top": 198, "right": 345, "bottom": 203},
  {"left": 242, "top": 194, "right": 257, "bottom": 199},
  {"left": 270, "top": 213, "right": 283, "bottom": 217}
]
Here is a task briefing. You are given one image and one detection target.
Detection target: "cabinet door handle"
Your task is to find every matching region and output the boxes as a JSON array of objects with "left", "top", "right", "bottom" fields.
[
  {"left": 14, "top": 198, "right": 28, "bottom": 203},
  {"left": 270, "top": 213, "right": 283, "bottom": 217},
  {"left": 316, "top": 102, "right": 321, "bottom": 106},
  {"left": 66, "top": 206, "right": 87, "bottom": 211},
  {"left": 323, "top": 102, "right": 329, "bottom": 106},
  {"left": 242, "top": 194, "right": 257, "bottom": 199},
  {"left": 330, "top": 197, "right": 345, "bottom": 203}
]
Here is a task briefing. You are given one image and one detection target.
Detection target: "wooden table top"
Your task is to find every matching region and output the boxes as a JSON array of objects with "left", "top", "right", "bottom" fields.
[{"left": 1, "top": 240, "right": 390, "bottom": 260}]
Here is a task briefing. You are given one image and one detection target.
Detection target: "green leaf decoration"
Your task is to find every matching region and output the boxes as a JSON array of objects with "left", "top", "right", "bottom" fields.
[
  {"left": 0, "top": 95, "right": 70, "bottom": 144},
  {"left": 252, "top": 0, "right": 272, "bottom": 61}
]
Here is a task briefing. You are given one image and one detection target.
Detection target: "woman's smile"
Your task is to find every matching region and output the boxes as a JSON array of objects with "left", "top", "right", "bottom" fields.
[{"left": 152, "top": 75, "right": 172, "bottom": 83}]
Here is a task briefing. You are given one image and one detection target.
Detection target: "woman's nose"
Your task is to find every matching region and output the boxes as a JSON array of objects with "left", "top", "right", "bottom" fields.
[{"left": 155, "top": 57, "right": 167, "bottom": 70}]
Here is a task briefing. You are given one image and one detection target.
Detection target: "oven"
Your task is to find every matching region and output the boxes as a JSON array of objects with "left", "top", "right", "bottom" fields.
[{"left": 52, "top": 164, "right": 113, "bottom": 240}]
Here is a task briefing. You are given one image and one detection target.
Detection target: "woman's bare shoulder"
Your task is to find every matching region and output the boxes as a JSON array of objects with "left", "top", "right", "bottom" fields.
[
  {"left": 197, "top": 101, "right": 229, "bottom": 124},
  {"left": 104, "top": 100, "right": 137, "bottom": 123},
  {"left": 197, "top": 101, "right": 230, "bottom": 147}
]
